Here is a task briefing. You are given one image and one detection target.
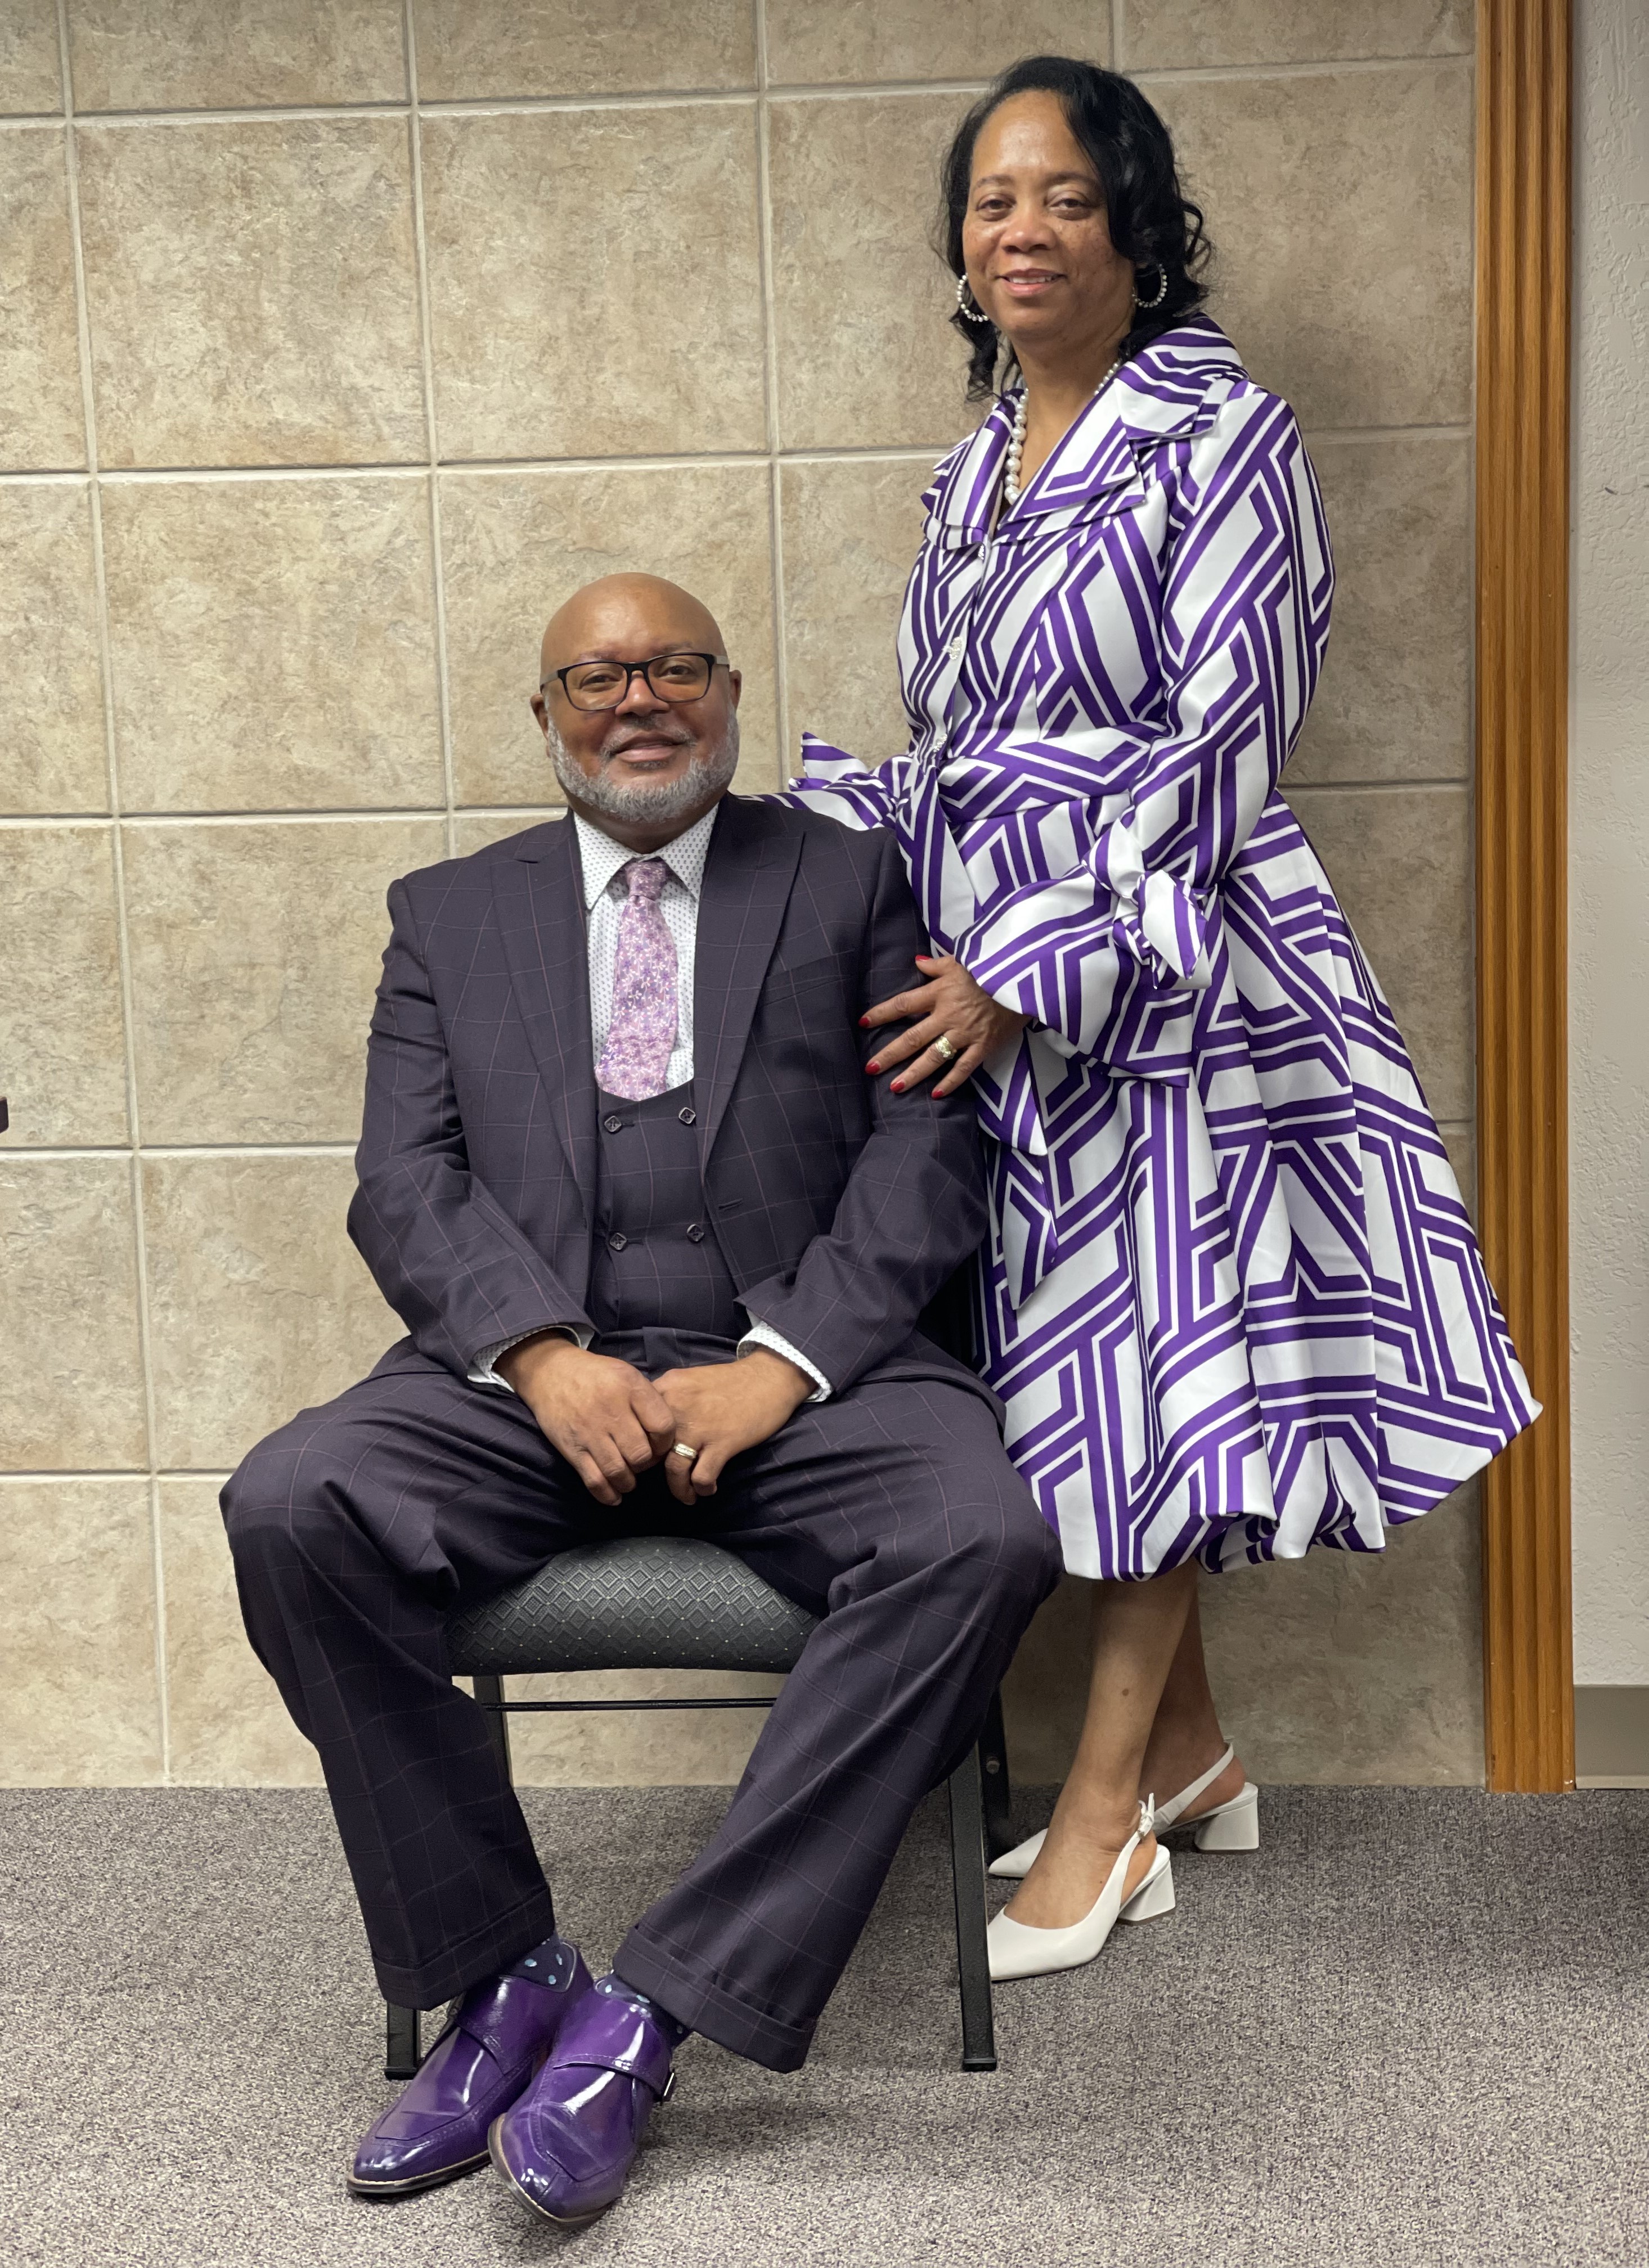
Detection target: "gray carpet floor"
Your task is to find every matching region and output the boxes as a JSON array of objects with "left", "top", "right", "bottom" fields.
[{"left": 1, "top": 1785, "right": 1646, "bottom": 2268}]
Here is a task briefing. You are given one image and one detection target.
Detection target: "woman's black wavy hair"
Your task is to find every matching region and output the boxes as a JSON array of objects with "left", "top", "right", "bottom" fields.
[{"left": 940, "top": 56, "right": 1211, "bottom": 400}]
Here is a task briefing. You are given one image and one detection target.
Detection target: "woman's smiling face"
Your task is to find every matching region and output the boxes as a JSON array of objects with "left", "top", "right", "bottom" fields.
[{"left": 961, "top": 91, "right": 1136, "bottom": 366}]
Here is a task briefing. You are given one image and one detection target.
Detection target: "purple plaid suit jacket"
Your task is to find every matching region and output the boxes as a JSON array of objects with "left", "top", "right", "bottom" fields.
[{"left": 348, "top": 794, "right": 995, "bottom": 1403}]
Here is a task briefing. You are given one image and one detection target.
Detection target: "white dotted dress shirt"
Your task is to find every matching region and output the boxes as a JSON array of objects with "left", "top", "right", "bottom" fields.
[
  {"left": 579, "top": 805, "right": 712, "bottom": 1096},
  {"left": 470, "top": 808, "right": 830, "bottom": 1400}
]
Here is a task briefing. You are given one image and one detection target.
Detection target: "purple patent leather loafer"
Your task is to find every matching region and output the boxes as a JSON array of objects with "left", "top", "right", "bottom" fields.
[
  {"left": 488, "top": 1974, "right": 680, "bottom": 2226},
  {"left": 348, "top": 1936, "right": 592, "bottom": 2197}
]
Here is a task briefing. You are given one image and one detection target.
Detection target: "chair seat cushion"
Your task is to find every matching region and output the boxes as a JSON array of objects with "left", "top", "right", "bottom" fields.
[{"left": 445, "top": 1535, "right": 820, "bottom": 1676}]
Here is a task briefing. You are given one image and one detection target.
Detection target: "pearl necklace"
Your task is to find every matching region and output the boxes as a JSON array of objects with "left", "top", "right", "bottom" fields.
[{"left": 1003, "top": 357, "right": 1122, "bottom": 505}]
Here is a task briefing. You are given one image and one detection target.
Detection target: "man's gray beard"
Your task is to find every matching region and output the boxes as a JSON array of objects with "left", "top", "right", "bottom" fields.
[{"left": 549, "top": 715, "right": 740, "bottom": 826}]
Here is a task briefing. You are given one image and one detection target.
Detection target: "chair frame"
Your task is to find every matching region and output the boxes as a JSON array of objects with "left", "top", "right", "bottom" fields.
[{"left": 384, "top": 1681, "right": 1013, "bottom": 2081}]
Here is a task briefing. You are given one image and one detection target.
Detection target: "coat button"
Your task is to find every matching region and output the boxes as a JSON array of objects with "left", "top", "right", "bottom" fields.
[
  {"left": 686, "top": 1223, "right": 706, "bottom": 1244},
  {"left": 607, "top": 1231, "right": 628, "bottom": 1252},
  {"left": 678, "top": 1105, "right": 697, "bottom": 1125},
  {"left": 603, "top": 1114, "right": 623, "bottom": 1133}
]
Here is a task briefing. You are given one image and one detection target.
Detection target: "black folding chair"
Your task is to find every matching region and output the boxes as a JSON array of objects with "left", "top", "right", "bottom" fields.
[{"left": 383, "top": 1534, "right": 1012, "bottom": 2079}]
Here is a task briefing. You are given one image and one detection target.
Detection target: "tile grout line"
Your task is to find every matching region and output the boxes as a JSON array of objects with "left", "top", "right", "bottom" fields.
[
  {"left": 54, "top": 100, "right": 416, "bottom": 127},
  {"left": 56, "top": 444, "right": 955, "bottom": 478},
  {"left": 0, "top": 428, "right": 1475, "bottom": 490},
  {"left": 0, "top": 807, "right": 565, "bottom": 827},
  {"left": 0, "top": 780, "right": 1478, "bottom": 835},
  {"left": 1132, "top": 53, "right": 1471, "bottom": 87},
  {"left": 54, "top": 0, "right": 172, "bottom": 1787},
  {"left": 0, "top": 51, "right": 1476, "bottom": 132},
  {"left": 402, "top": 0, "right": 458, "bottom": 860},
  {"left": 1, "top": 810, "right": 455, "bottom": 826},
  {"left": 752, "top": 0, "right": 792, "bottom": 777},
  {"left": 5, "top": 1144, "right": 363, "bottom": 1161},
  {"left": 1112, "top": 0, "right": 1126, "bottom": 73},
  {"left": 1, "top": 1470, "right": 236, "bottom": 1484},
  {"left": 0, "top": 83, "right": 977, "bottom": 129},
  {"left": 1300, "top": 425, "right": 1472, "bottom": 447},
  {"left": 1, "top": 1472, "right": 217, "bottom": 1483},
  {"left": 1282, "top": 778, "right": 1473, "bottom": 796}
]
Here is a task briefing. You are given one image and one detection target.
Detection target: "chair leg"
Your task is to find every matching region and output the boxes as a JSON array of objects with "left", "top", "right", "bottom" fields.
[
  {"left": 946, "top": 1744, "right": 997, "bottom": 2072},
  {"left": 473, "top": 1672, "right": 513, "bottom": 1778},
  {"left": 978, "top": 1688, "right": 1013, "bottom": 1861},
  {"left": 384, "top": 2002, "right": 421, "bottom": 2081}
]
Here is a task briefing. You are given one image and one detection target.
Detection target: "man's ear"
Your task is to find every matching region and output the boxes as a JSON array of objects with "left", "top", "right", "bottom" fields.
[
  {"left": 727, "top": 669, "right": 742, "bottom": 710},
  {"left": 529, "top": 694, "right": 549, "bottom": 738}
]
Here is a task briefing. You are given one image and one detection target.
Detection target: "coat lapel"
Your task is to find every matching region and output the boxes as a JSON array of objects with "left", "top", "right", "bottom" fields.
[
  {"left": 990, "top": 316, "right": 1248, "bottom": 537},
  {"left": 925, "top": 396, "right": 1015, "bottom": 548},
  {"left": 694, "top": 798, "right": 802, "bottom": 1167},
  {"left": 493, "top": 819, "right": 599, "bottom": 1219}
]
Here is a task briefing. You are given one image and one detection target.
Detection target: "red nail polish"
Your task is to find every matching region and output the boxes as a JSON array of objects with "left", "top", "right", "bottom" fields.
[
  {"left": 866, "top": 1061, "right": 880, "bottom": 1074},
  {"left": 859, "top": 1015, "right": 871, "bottom": 1028},
  {"left": 891, "top": 1080, "right": 905, "bottom": 1093}
]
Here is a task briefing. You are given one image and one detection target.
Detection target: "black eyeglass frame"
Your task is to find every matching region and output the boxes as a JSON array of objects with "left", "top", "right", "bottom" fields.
[{"left": 541, "top": 651, "right": 731, "bottom": 712}]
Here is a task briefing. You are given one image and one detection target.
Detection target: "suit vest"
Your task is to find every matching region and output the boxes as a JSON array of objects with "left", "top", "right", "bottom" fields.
[{"left": 587, "top": 1081, "right": 742, "bottom": 1342}]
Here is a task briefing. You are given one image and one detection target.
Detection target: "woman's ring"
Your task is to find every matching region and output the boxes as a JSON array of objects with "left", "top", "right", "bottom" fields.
[
  {"left": 671, "top": 1441, "right": 697, "bottom": 1462},
  {"left": 933, "top": 1034, "right": 959, "bottom": 1063}
]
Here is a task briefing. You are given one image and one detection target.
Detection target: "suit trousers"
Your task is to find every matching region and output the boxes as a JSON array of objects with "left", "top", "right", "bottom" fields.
[{"left": 222, "top": 1331, "right": 1060, "bottom": 2073}]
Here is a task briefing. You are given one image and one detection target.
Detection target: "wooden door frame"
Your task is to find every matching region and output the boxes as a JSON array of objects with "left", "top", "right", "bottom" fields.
[{"left": 1475, "top": 0, "right": 1575, "bottom": 1791}]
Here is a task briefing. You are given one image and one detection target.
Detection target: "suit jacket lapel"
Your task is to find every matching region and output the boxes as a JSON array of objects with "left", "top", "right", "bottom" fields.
[
  {"left": 694, "top": 799, "right": 802, "bottom": 1167},
  {"left": 493, "top": 820, "right": 599, "bottom": 1220}
]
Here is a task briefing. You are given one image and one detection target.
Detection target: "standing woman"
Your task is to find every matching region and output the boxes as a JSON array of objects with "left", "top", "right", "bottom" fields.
[{"left": 786, "top": 57, "right": 1538, "bottom": 1979}]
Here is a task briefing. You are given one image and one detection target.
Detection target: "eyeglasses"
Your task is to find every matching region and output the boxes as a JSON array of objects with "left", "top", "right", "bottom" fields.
[{"left": 543, "top": 651, "right": 729, "bottom": 713}]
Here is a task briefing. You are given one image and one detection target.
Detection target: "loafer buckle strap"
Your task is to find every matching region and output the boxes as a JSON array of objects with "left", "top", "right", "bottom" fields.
[
  {"left": 548, "top": 2004, "right": 676, "bottom": 2098},
  {"left": 457, "top": 1965, "right": 578, "bottom": 2068},
  {"left": 544, "top": 1977, "right": 678, "bottom": 2096},
  {"left": 550, "top": 2052, "right": 675, "bottom": 2103}
]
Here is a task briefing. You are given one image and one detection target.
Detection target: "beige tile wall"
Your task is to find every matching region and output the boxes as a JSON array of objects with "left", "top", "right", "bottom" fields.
[{"left": 0, "top": 2, "right": 1480, "bottom": 1789}]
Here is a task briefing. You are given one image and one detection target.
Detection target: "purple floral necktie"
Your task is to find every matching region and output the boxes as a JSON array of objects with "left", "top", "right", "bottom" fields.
[{"left": 596, "top": 858, "right": 678, "bottom": 1101}]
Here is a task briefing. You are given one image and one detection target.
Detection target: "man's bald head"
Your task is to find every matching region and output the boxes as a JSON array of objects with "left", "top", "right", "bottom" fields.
[
  {"left": 540, "top": 573, "right": 727, "bottom": 680},
  {"left": 529, "top": 572, "right": 743, "bottom": 856}
]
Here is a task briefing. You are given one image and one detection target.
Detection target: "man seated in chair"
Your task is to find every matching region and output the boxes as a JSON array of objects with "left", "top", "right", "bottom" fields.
[{"left": 221, "top": 572, "right": 1060, "bottom": 2229}]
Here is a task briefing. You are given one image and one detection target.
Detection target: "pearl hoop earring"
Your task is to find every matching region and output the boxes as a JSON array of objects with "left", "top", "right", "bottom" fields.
[
  {"left": 1133, "top": 262, "right": 1169, "bottom": 311},
  {"left": 955, "top": 274, "right": 994, "bottom": 327}
]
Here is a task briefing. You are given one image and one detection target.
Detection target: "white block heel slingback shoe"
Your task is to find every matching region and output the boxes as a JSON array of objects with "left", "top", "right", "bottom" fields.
[
  {"left": 987, "top": 1746, "right": 1260, "bottom": 1880},
  {"left": 1150, "top": 1745, "right": 1260, "bottom": 1850},
  {"left": 986, "top": 1804, "right": 1175, "bottom": 1982}
]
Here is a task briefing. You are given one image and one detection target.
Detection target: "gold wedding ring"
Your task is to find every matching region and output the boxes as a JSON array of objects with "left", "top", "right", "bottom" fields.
[
  {"left": 932, "top": 1033, "right": 959, "bottom": 1063},
  {"left": 671, "top": 1441, "right": 698, "bottom": 1461}
]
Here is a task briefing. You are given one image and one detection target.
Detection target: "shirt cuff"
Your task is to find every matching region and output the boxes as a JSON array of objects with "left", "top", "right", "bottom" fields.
[
  {"left": 469, "top": 1324, "right": 591, "bottom": 1392},
  {"left": 737, "top": 1322, "right": 832, "bottom": 1402}
]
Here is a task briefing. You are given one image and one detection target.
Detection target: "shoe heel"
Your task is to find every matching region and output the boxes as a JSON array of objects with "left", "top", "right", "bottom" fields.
[
  {"left": 1194, "top": 1783, "right": 1259, "bottom": 1851},
  {"left": 1119, "top": 1850, "right": 1175, "bottom": 1924}
]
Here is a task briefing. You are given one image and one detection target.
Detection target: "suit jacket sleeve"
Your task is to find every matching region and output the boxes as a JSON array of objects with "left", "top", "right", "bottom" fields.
[
  {"left": 736, "top": 830, "right": 988, "bottom": 1393},
  {"left": 347, "top": 877, "right": 594, "bottom": 1377}
]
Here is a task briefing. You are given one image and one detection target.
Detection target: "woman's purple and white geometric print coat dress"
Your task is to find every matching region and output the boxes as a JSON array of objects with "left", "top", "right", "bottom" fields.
[{"left": 783, "top": 318, "right": 1538, "bottom": 1580}]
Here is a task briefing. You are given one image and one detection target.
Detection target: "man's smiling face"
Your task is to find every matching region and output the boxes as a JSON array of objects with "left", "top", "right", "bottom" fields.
[{"left": 531, "top": 574, "right": 743, "bottom": 848}]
